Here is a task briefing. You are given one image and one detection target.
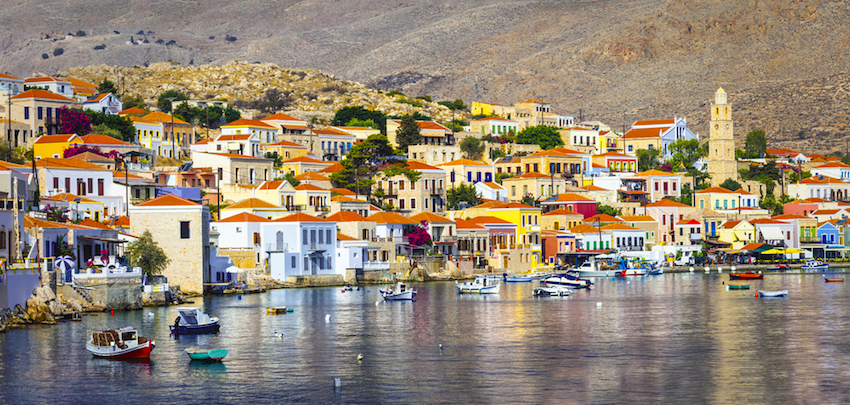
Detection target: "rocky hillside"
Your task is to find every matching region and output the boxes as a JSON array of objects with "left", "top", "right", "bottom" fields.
[
  {"left": 2, "top": 0, "right": 848, "bottom": 152},
  {"left": 61, "top": 62, "right": 458, "bottom": 123}
]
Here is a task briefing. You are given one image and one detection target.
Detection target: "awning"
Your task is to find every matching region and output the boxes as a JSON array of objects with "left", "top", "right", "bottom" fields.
[
  {"left": 758, "top": 227, "right": 785, "bottom": 241},
  {"left": 704, "top": 239, "right": 731, "bottom": 246},
  {"left": 761, "top": 249, "right": 786, "bottom": 254},
  {"left": 76, "top": 235, "right": 127, "bottom": 243},
  {"left": 826, "top": 245, "right": 846, "bottom": 250}
]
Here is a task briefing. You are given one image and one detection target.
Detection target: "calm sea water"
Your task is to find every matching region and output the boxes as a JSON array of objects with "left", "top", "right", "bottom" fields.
[{"left": 2, "top": 273, "right": 850, "bottom": 404}]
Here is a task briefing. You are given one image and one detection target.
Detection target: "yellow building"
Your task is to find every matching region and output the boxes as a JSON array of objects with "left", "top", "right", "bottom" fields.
[
  {"left": 485, "top": 202, "right": 543, "bottom": 267},
  {"left": 294, "top": 184, "right": 332, "bottom": 217},
  {"left": 502, "top": 172, "right": 565, "bottom": 202},
  {"left": 717, "top": 219, "right": 755, "bottom": 249},
  {"left": 278, "top": 156, "right": 333, "bottom": 176},
  {"left": 263, "top": 140, "right": 308, "bottom": 161},
  {"left": 131, "top": 111, "right": 193, "bottom": 158},
  {"left": 438, "top": 158, "right": 495, "bottom": 188},
  {"left": 33, "top": 134, "right": 84, "bottom": 159}
]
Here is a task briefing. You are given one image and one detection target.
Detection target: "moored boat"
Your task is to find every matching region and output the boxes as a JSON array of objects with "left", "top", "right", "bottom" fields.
[
  {"left": 170, "top": 307, "right": 221, "bottom": 334},
  {"left": 726, "top": 284, "right": 750, "bottom": 290},
  {"left": 729, "top": 272, "right": 763, "bottom": 280},
  {"left": 825, "top": 278, "right": 844, "bottom": 283},
  {"left": 266, "top": 307, "right": 293, "bottom": 314},
  {"left": 185, "top": 348, "right": 228, "bottom": 362},
  {"left": 533, "top": 285, "right": 572, "bottom": 296},
  {"left": 86, "top": 327, "right": 154, "bottom": 359},
  {"left": 381, "top": 282, "right": 417, "bottom": 300},
  {"left": 802, "top": 260, "right": 828, "bottom": 272},
  {"left": 456, "top": 275, "right": 500, "bottom": 294},
  {"left": 569, "top": 260, "right": 620, "bottom": 277},
  {"left": 541, "top": 273, "right": 592, "bottom": 289},
  {"left": 766, "top": 264, "right": 789, "bottom": 272},
  {"left": 757, "top": 290, "right": 788, "bottom": 298},
  {"left": 503, "top": 274, "right": 535, "bottom": 282}
]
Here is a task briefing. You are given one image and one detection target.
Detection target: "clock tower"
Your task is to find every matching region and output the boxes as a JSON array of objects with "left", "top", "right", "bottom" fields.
[{"left": 707, "top": 88, "right": 737, "bottom": 187}]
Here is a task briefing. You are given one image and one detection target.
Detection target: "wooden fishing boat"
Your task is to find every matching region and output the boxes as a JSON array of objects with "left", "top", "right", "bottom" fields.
[
  {"left": 456, "top": 275, "right": 500, "bottom": 294},
  {"left": 726, "top": 284, "right": 750, "bottom": 290},
  {"left": 381, "top": 282, "right": 417, "bottom": 300},
  {"left": 503, "top": 274, "right": 536, "bottom": 282},
  {"left": 757, "top": 290, "right": 788, "bottom": 298},
  {"left": 802, "top": 260, "right": 828, "bottom": 272},
  {"left": 729, "top": 272, "right": 763, "bottom": 280},
  {"left": 86, "top": 327, "right": 154, "bottom": 359},
  {"left": 532, "top": 285, "right": 572, "bottom": 296},
  {"left": 266, "top": 307, "right": 293, "bottom": 314},
  {"left": 185, "top": 348, "right": 228, "bottom": 362},
  {"left": 825, "top": 278, "right": 844, "bottom": 283}
]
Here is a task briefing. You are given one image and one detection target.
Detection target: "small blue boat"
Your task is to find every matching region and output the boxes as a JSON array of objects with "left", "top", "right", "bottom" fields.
[
  {"left": 801, "top": 260, "right": 828, "bottom": 272},
  {"left": 185, "top": 348, "right": 228, "bottom": 362},
  {"left": 503, "top": 273, "right": 535, "bottom": 282},
  {"left": 170, "top": 308, "right": 221, "bottom": 334}
]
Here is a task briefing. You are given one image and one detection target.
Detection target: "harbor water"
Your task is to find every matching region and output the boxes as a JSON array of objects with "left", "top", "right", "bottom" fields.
[{"left": 2, "top": 272, "right": 850, "bottom": 404}]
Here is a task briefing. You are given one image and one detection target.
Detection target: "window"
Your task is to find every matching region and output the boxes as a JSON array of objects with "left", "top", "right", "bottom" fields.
[
  {"left": 180, "top": 221, "right": 190, "bottom": 239},
  {"left": 654, "top": 182, "right": 659, "bottom": 191},
  {"left": 399, "top": 180, "right": 405, "bottom": 190},
  {"left": 410, "top": 181, "right": 415, "bottom": 190},
  {"left": 326, "top": 229, "right": 331, "bottom": 244},
  {"left": 98, "top": 179, "right": 104, "bottom": 196},
  {"left": 53, "top": 178, "right": 59, "bottom": 190},
  {"left": 88, "top": 178, "right": 93, "bottom": 195},
  {"left": 303, "top": 230, "right": 308, "bottom": 245},
  {"left": 38, "top": 107, "right": 43, "bottom": 120},
  {"left": 400, "top": 199, "right": 405, "bottom": 209},
  {"left": 24, "top": 107, "right": 29, "bottom": 120},
  {"left": 672, "top": 182, "right": 677, "bottom": 192},
  {"left": 253, "top": 233, "right": 260, "bottom": 244},
  {"left": 700, "top": 200, "right": 704, "bottom": 209},
  {"left": 318, "top": 229, "right": 324, "bottom": 244},
  {"left": 411, "top": 198, "right": 416, "bottom": 209},
  {"left": 311, "top": 229, "right": 316, "bottom": 242},
  {"left": 291, "top": 255, "right": 297, "bottom": 269}
]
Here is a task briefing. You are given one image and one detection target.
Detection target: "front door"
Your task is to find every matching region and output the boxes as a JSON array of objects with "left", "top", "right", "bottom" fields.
[{"left": 83, "top": 244, "right": 93, "bottom": 268}]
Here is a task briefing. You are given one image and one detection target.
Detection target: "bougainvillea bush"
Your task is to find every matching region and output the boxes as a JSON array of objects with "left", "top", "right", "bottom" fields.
[
  {"left": 405, "top": 221, "right": 432, "bottom": 247},
  {"left": 59, "top": 106, "right": 92, "bottom": 136},
  {"left": 63, "top": 145, "right": 121, "bottom": 159}
]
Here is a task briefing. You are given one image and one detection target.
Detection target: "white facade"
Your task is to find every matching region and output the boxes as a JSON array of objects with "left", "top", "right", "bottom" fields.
[
  {"left": 82, "top": 93, "right": 123, "bottom": 115},
  {"left": 261, "top": 220, "right": 339, "bottom": 281},
  {"left": 475, "top": 182, "right": 508, "bottom": 202}
]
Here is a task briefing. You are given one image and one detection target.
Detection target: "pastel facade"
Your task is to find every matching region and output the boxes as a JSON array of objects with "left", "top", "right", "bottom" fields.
[
  {"left": 33, "top": 134, "right": 84, "bottom": 159},
  {"left": 9, "top": 89, "right": 78, "bottom": 139},
  {"left": 374, "top": 161, "right": 446, "bottom": 214},
  {"left": 220, "top": 118, "right": 278, "bottom": 144},
  {"left": 706, "top": 88, "right": 737, "bottom": 186},
  {"left": 82, "top": 93, "right": 123, "bottom": 115},
  {"left": 192, "top": 152, "right": 275, "bottom": 186},
  {"left": 439, "top": 159, "right": 495, "bottom": 187},
  {"left": 132, "top": 112, "right": 193, "bottom": 158},
  {"left": 386, "top": 119, "right": 452, "bottom": 147},
  {"left": 261, "top": 214, "right": 339, "bottom": 281},
  {"left": 473, "top": 117, "right": 518, "bottom": 136}
]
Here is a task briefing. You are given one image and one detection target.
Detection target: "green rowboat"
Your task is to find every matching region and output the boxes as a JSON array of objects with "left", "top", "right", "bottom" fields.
[
  {"left": 726, "top": 285, "right": 750, "bottom": 290},
  {"left": 185, "top": 348, "right": 228, "bottom": 362}
]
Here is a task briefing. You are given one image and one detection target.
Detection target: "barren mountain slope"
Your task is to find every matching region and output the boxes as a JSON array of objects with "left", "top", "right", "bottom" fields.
[{"left": 1, "top": 0, "right": 848, "bottom": 152}]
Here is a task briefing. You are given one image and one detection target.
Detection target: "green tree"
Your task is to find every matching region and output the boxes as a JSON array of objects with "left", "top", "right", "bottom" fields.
[
  {"left": 438, "top": 98, "right": 467, "bottom": 111},
  {"left": 447, "top": 184, "right": 481, "bottom": 209},
  {"left": 381, "top": 164, "right": 421, "bottom": 183},
  {"left": 521, "top": 195, "right": 537, "bottom": 207},
  {"left": 516, "top": 125, "right": 563, "bottom": 150},
  {"left": 329, "top": 134, "right": 397, "bottom": 194},
  {"left": 333, "top": 106, "right": 388, "bottom": 134},
  {"left": 282, "top": 171, "right": 300, "bottom": 187},
  {"left": 85, "top": 110, "right": 137, "bottom": 142},
  {"left": 157, "top": 90, "right": 189, "bottom": 113},
  {"left": 597, "top": 203, "right": 621, "bottom": 217},
  {"left": 675, "top": 183, "right": 694, "bottom": 206},
  {"left": 265, "top": 152, "right": 283, "bottom": 168},
  {"left": 126, "top": 230, "right": 170, "bottom": 276},
  {"left": 97, "top": 78, "right": 118, "bottom": 95},
  {"left": 91, "top": 123, "right": 123, "bottom": 139},
  {"left": 744, "top": 129, "right": 767, "bottom": 158},
  {"left": 719, "top": 178, "right": 742, "bottom": 191},
  {"left": 345, "top": 118, "right": 378, "bottom": 129},
  {"left": 395, "top": 114, "right": 422, "bottom": 151},
  {"left": 668, "top": 139, "right": 707, "bottom": 172},
  {"left": 459, "top": 136, "right": 485, "bottom": 160},
  {"left": 495, "top": 172, "right": 514, "bottom": 184},
  {"left": 173, "top": 102, "right": 203, "bottom": 125},
  {"left": 121, "top": 94, "right": 147, "bottom": 111},
  {"left": 636, "top": 148, "right": 661, "bottom": 172}
]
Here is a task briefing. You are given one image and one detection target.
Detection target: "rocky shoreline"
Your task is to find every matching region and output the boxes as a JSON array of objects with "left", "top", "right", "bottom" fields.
[{"left": 0, "top": 286, "right": 83, "bottom": 333}]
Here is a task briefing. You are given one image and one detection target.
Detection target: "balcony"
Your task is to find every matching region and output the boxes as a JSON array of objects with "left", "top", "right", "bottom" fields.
[
  {"left": 616, "top": 245, "right": 644, "bottom": 252},
  {"left": 689, "top": 233, "right": 702, "bottom": 240},
  {"left": 323, "top": 148, "right": 339, "bottom": 157},
  {"left": 44, "top": 116, "right": 61, "bottom": 126},
  {"left": 265, "top": 243, "right": 288, "bottom": 253},
  {"left": 362, "top": 261, "right": 390, "bottom": 270},
  {"left": 285, "top": 204, "right": 307, "bottom": 212},
  {"left": 372, "top": 236, "right": 406, "bottom": 243},
  {"left": 431, "top": 188, "right": 444, "bottom": 195},
  {"left": 435, "top": 235, "right": 458, "bottom": 243},
  {"left": 307, "top": 242, "right": 327, "bottom": 251}
]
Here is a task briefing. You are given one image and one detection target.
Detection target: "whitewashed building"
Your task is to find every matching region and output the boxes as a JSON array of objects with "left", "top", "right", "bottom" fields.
[{"left": 261, "top": 213, "right": 338, "bottom": 281}]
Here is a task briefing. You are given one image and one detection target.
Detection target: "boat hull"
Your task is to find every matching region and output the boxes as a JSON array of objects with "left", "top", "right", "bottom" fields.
[
  {"left": 729, "top": 273, "right": 763, "bottom": 280},
  {"left": 726, "top": 285, "right": 750, "bottom": 290},
  {"left": 455, "top": 283, "right": 500, "bottom": 294},
  {"left": 802, "top": 265, "right": 829, "bottom": 272},
  {"left": 542, "top": 276, "right": 591, "bottom": 288},
  {"left": 757, "top": 290, "right": 788, "bottom": 298},
  {"left": 170, "top": 320, "right": 221, "bottom": 334},
  {"left": 533, "top": 287, "right": 572, "bottom": 296},
  {"left": 825, "top": 278, "right": 844, "bottom": 283},
  {"left": 186, "top": 349, "right": 228, "bottom": 362},
  {"left": 504, "top": 276, "right": 535, "bottom": 282},
  {"left": 87, "top": 339, "right": 154, "bottom": 359},
  {"left": 382, "top": 290, "right": 416, "bottom": 300},
  {"left": 571, "top": 270, "right": 620, "bottom": 277}
]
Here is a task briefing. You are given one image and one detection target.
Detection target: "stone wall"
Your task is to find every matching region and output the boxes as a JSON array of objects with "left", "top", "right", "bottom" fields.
[
  {"left": 286, "top": 274, "right": 345, "bottom": 287},
  {"left": 217, "top": 248, "right": 257, "bottom": 268}
]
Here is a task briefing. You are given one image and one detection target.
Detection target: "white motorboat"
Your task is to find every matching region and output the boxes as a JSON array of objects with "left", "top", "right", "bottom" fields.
[
  {"left": 532, "top": 285, "right": 572, "bottom": 297},
  {"left": 456, "top": 275, "right": 500, "bottom": 294},
  {"left": 541, "top": 273, "right": 593, "bottom": 288},
  {"left": 569, "top": 260, "right": 620, "bottom": 277},
  {"left": 757, "top": 290, "right": 789, "bottom": 298},
  {"left": 86, "top": 326, "right": 155, "bottom": 359},
  {"left": 801, "top": 260, "right": 829, "bottom": 272},
  {"left": 169, "top": 307, "right": 221, "bottom": 334},
  {"left": 381, "top": 282, "right": 417, "bottom": 300}
]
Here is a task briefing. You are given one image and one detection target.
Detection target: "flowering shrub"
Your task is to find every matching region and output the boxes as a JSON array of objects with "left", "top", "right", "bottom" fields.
[
  {"left": 59, "top": 106, "right": 92, "bottom": 136},
  {"left": 658, "top": 163, "right": 674, "bottom": 172},
  {"left": 42, "top": 204, "right": 70, "bottom": 222},
  {"left": 63, "top": 145, "right": 122, "bottom": 159},
  {"left": 405, "top": 221, "right": 432, "bottom": 247}
]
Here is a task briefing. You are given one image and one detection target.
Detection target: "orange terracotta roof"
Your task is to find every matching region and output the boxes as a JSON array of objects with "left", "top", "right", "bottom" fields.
[
  {"left": 367, "top": 212, "right": 418, "bottom": 225},
  {"left": 568, "top": 224, "right": 601, "bottom": 234},
  {"left": 337, "top": 233, "right": 361, "bottom": 241},
  {"left": 720, "top": 220, "right": 745, "bottom": 229},
  {"left": 110, "top": 216, "right": 130, "bottom": 227},
  {"left": 675, "top": 219, "right": 701, "bottom": 226},
  {"left": 141, "top": 111, "right": 190, "bottom": 125},
  {"left": 216, "top": 134, "right": 254, "bottom": 141},
  {"left": 471, "top": 116, "right": 515, "bottom": 122},
  {"left": 548, "top": 193, "right": 594, "bottom": 202},
  {"left": 404, "top": 161, "right": 443, "bottom": 171},
  {"left": 119, "top": 107, "right": 149, "bottom": 115},
  {"left": 35, "top": 158, "right": 108, "bottom": 171},
  {"left": 11, "top": 89, "right": 75, "bottom": 102},
  {"left": 618, "top": 215, "right": 657, "bottom": 221},
  {"left": 265, "top": 140, "right": 307, "bottom": 148},
  {"left": 257, "top": 181, "right": 284, "bottom": 190},
  {"left": 221, "top": 118, "right": 277, "bottom": 129},
  {"left": 294, "top": 184, "right": 327, "bottom": 191},
  {"left": 390, "top": 120, "right": 449, "bottom": 131},
  {"left": 811, "top": 209, "right": 841, "bottom": 215},
  {"left": 597, "top": 152, "right": 635, "bottom": 158},
  {"left": 25, "top": 76, "right": 67, "bottom": 83},
  {"left": 85, "top": 93, "right": 111, "bottom": 102},
  {"left": 330, "top": 188, "right": 355, "bottom": 196},
  {"left": 133, "top": 194, "right": 200, "bottom": 207},
  {"left": 0, "top": 72, "right": 21, "bottom": 80},
  {"left": 325, "top": 211, "right": 370, "bottom": 222},
  {"left": 772, "top": 214, "right": 810, "bottom": 220},
  {"left": 622, "top": 127, "right": 669, "bottom": 139},
  {"left": 601, "top": 223, "right": 640, "bottom": 231},
  {"left": 313, "top": 128, "right": 352, "bottom": 136},
  {"left": 454, "top": 218, "right": 485, "bottom": 230},
  {"left": 274, "top": 213, "right": 327, "bottom": 222},
  {"left": 519, "top": 98, "right": 546, "bottom": 104},
  {"left": 282, "top": 156, "right": 327, "bottom": 164},
  {"left": 585, "top": 214, "right": 622, "bottom": 223},
  {"left": 646, "top": 199, "right": 692, "bottom": 208},
  {"left": 633, "top": 119, "right": 675, "bottom": 126},
  {"left": 507, "top": 172, "right": 551, "bottom": 179},
  {"left": 543, "top": 208, "right": 583, "bottom": 216},
  {"left": 636, "top": 169, "right": 676, "bottom": 177},
  {"left": 111, "top": 171, "right": 146, "bottom": 180},
  {"left": 480, "top": 182, "right": 505, "bottom": 189},
  {"left": 44, "top": 193, "right": 101, "bottom": 204},
  {"left": 697, "top": 187, "right": 737, "bottom": 194},
  {"left": 816, "top": 162, "right": 850, "bottom": 168},
  {"left": 73, "top": 218, "right": 111, "bottom": 229},
  {"left": 216, "top": 212, "right": 272, "bottom": 223},
  {"left": 331, "top": 196, "right": 366, "bottom": 203},
  {"left": 81, "top": 134, "right": 131, "bottom": 145},
  {"left": 467, "top": 216, "right": 515, "bottom": 225},
  {"left": 262, "top": 113, "right": 303, "bottom": 122},
  {"left": 34, "top": 134, "right": 81, "bottom": 144},
  {"left": 226, "top": 198, "right": 280, "bottom": 209},
  {"left": 204, "top": 152, "right": 267, "bottom": 160},
  {"left": 318, "top": 162, "right": 344, "bottom": 173},
  {"left": 750, "top": 218, "right": 785, "bottom": 224},
  {"left": 295, "top": 171, "right": 329, "bottom": 181},
  {"left": 410, "top": 212, "right": 454, "bottom": 223},
  {"left": 584, "top": 185, "right": 607, "bottom": 191}
]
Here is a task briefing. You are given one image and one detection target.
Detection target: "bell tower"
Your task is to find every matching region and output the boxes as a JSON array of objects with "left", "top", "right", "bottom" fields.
[{"left": 707, "top": 88, "right": 737, "bottom": 187}]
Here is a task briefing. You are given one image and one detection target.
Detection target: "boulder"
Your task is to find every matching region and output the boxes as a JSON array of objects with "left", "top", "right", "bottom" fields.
[
  {"left": 34, "top": 286, "right": 57, "bottom": 303},
  {"left": 49, "top": 301, "right": 63, "bottom": 317}
]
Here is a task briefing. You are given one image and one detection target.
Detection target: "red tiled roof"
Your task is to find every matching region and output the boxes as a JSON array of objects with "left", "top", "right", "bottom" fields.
[
  {"left": 216, "top": 212, "right": 272, "bottom": 223},
  {"left": 282, "top": 156, "right": 327, "bottom": 164},
  {"left": 227, "top": 198, "right": 280, "bottom": 209},
  {"left": 265, "top": 140, "right": 307, "bottom": 148},
  {"left": 390, "top": 120, "right": 449, "bottom": 131},
  {"left": 141, "top": 111, "right": 190, "bottom": 125},
  {"left": 262, "top": 113, "right": 303, "bottom": 122},
  {"left": 222, "top": 118, "right": 276, "bottom": 129},
  {"left": 134, "top": 194, "right": 199, "bottom": 207},
  {"left": 35, "top": 158, "right": 108, "bottom": 171},
  {"left": 455, "top": 218, "right": 485, "bottom": 230},
  {"left": 34, "top": 134, "right": 81, "bottom": 144},
  {"left": 274, "top": 213, "right": 327, "bottom": 222},
  {"left": 467, "top": 216, "right": 514, "bottom": 225},
  {"left": 119, "top": 107, "right": 149, "bottom": 115},
  {"left": 646, "top": 199, "right": 692, "bottom": 208},
  {"left": 318, "top": 162, "right": 344, "bottom": 173},
  {"left": 216, "top": 134, "right": 254, "bottom": 141},
  {"left": 585, "top": 214, "right": 622, "bottom": 222},
  {"left": 325, "top": 211, "right": 370, "bottom": 222},
  {"left": 337, "top": 233, "right": 360, "bottom": 241},
  {"left": 295, "top": 171, "right": 330, "bottom": 181},
  {"left": 330, "top": 188, "right": 355, "bottom": 196},
  {"left": 410, "top": 212, "right": 454, "bottom": 223},
  {"left": 81, "top": 134, "right": 131, "bottom": 145},
  {"left": 548, "top": 193, "right": 594, "bottom": 202},
  {"left": 633, "top": 119, "right": 675, "bottom": 126},
  {"left": 294, "top": 184, "right": 327, "bottom": 191},
  {"left": 622, "top": 127, "right": 669, "bottom": 139},
  {"left": 12, "top": 89, "right": 76, "bottom": 102},
  {"left": 368, "top": 212, "right": 418, "bottom": 224},
  {"left": 543, "top": 208, "right": 583, "bottom": 216}
]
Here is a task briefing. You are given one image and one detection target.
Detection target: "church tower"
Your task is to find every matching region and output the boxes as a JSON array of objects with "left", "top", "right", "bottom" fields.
[{"left": 707, "top": 88, "right": 737, "bottom": 187}]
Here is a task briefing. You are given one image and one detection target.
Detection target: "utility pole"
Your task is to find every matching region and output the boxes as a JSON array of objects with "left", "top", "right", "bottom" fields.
[{"left": 164, "top": 97, "right": 178, "bottom": 161}]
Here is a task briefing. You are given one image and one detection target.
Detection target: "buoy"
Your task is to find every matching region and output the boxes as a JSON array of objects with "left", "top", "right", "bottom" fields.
[
  {"left": 238, "top": 295, "right": 242, "bottom": 300},
  {"left": 334, "top": 378, "right": 341, "bottom": 388},
  {"left": 731, "top": 266, "right": 736, "bottom": 272},
  {"left": 717, "top": 267, "right": 723, "bottom": 272},
  {"left": 110, "top": 310, "right": 114, "bottom": 316},
  {"left": 325, "top": 314, "right": 331, "bottom": 322},
  {"left": 357, "top": 353, "right": 363, "bottom": 361},
  {"left": 341, "top": 290, "right": 345, "bottom": 293},
  {"left": 689, "top": 267, "right": 694, "bottom": 273},
  {"left": 376, "top": 300, "right": 380, "bottom": 306},
  {"left": 755, "top": 292, "right": 759, "bottom": 297}
]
